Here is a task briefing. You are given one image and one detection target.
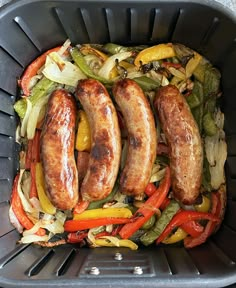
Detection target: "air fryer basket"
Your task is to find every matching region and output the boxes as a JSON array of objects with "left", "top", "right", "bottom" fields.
[{"left": 0, "top": 0, "right": 236, "bottom": 287}]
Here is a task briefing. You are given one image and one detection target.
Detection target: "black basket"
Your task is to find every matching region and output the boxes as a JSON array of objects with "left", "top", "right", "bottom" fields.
[{"left": 0, "top": 0, "right": 236, "bottom": 287}]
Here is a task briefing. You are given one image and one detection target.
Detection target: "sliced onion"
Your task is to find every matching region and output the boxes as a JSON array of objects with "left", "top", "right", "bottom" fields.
[
  {"left": 150, "top": 167, "right": 166, "bottom": 183},
  {"left": 17, "top": 169, "right": 37, "bottom": 214},
  {"left": 27, "top": 94, "right": 50, "bottom": 139},
  {"left": 42, "top": 52, "right": 86, "bottom": 86},
  {"left": 21, "top": 171, "right": 31, "bottom": 199},
  {"left": 168, "top": 67, "right": 186, "bottom": 80},
  {"left": 9, "top": 206, "right": 23, "bottom": 234},
  {"left": 88, "top": 227, "right": 104, "bottom": 247},
  {"left": 20, "top": 234, "right": 50, "bottom": 244},
  {"left": 205, "top": 110, "right": 227, "bottom": 190},
  {"left": 15, "top": 125, "right": 21, "bottom": 144},
  {"left": 105, "top": 224, "right": 113, "bottom": 233},
  {"left": 151, "top": 163, "right": 161, "bottom": 176},
  {"left": 28, "top": 74, "right": 42, "bottom": 91},
  {"left": 126, "top": 71, "right": 143, "bottom": 79},
  {"left": 21, "top": 98, "right": 32, "bottom": 137},
  {"left": 99, "top": 236, "right": 120, "bottom": 246},
  {"left": 30, "top": 197, "right": 43, "bottom": 211},
  {"left": 23, "top": 221, "right": 42, "bottom": 236},
  {"left": 98, "top": 51, "right": 132, "bottom": 79},
  {"left": 58, "top": 39, "right": 71, "bottom": 56}
]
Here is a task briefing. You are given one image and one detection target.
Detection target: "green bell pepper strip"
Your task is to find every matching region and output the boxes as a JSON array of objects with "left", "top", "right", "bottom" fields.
[
  {"left": 133, "top": 76, "right": 160, "bottom": 91},
  {"left": 157, "top": 209, "right": 220, "bottom": 244},
  {"left": 14, "top": 77, "right": 58, "bottom": 118},
  {"left": 70, "top": 47, "right": 112, "bottom": 84},
  {"left": 140, "top": 200, "right": 180, "bottom": 246},
  {"left": 102, "top": 43, "right": 147, "bottom": 55},
  {"left": 203, "top": 112, "right": 218, "bottom": 136},
  {"left": 87, "top": 183, "right": 119, "bottom": 210},
  {"left": 187, "top": 81, "right": 204, "bottom": 134}
]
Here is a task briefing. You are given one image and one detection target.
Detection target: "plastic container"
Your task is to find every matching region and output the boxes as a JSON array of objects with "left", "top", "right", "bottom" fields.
[{"left": 0, "top": 0, "right": 236, "bottom": 287}]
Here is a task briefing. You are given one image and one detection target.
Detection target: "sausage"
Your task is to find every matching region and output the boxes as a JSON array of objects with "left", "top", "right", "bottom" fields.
[
  {"left": 76, "top": 79, "right": 121, "bottom": 202},
  {"left": 41, "top": 89, "right": 78, "bottom": 210},
  {"left": 77, "top": 151, "right": 90, "bottom": 183},
  {"left": 113, "top": 79, "right": 157, "bottom": 197},
  {"left": 154, "top": 85, "right": 203, "bottom": 205}
]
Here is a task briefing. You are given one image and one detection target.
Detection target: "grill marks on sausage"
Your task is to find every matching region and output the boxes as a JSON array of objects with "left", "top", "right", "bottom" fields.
[{"left": 129, "top": 134, "right": 142, "bottom": 149}]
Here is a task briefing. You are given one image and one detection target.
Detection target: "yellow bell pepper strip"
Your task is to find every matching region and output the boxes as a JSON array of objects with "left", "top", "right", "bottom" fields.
[
  {"left": 184, "top": 192, "right": 220, "bottom": 248},
  {"left": 134, "top": 43, "right": 176, "bottom": 67},
  {"left": 94, "top": 236, "right": 138, "bottom": 250},
  {"left": 194, "top": 195, "right": 211, "bottom": 213},
  {"left": 75, "top": 110, "right": 91, "bottom": 151},
  {"left": 64, "top": 217, "right": 131, "bottom": 232},
  {"left": 80, "top": 45, "right": 108, "bottom": 61},
  {"left": 162, "top": 227, "right": 188, "bottom": 244},
  {"left": 35, "top": 162, "right": 56, "bottom": 215},
  {"left": 73, "top": 207, "right": 132, "bottom": 220},
  {"left": 119, "top": 166, "right": 171, "bottom": 239},
  {"left": 185, "top": 52, "right": 202, "bottom": 78}
]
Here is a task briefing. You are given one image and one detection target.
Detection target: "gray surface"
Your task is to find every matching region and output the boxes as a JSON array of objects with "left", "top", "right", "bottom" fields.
[{"left": 0, "top": 0, "right": 236, "bottom": 11}]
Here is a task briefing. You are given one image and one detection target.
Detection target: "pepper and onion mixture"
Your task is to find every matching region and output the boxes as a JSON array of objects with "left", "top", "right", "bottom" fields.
[{"left": 10, "top": 40, "right": 227, "bottom": 249}]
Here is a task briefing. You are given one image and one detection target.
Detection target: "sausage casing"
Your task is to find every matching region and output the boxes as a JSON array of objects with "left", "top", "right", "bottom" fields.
[
  {"left": 76, "top": 79, "right": 121, "bottom": 202},
  {"left": 113, "top": 79, "right": 157, "bottom": 197},
  {"left": 41, "top": 89, "right": 78, "bottom": 210},
  {"left": 154, "top": 85, "right": 203, "bottom": 205}
]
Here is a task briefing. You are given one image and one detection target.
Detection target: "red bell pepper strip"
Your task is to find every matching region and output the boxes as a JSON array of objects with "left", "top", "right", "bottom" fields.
[
  {"left": 67, "top": 232, "right": 88, "bottom": 243},
  {"left": 73, "top": 200, "right": 90, "bottom": 214},
  {"left": 184, "top": 193, "right": 220, "bottom": 248},
  {"left": 144, "top": 183, "right": 156, "bottom": 197},
  {"left": 111, "top": 225, "right": 123, "bottom": 236},
  {"left": 119, "top": 166, "right": 171, "bottom": 239},
  {"left": 20, "top": 46, "right": 61, "bottom": 96},
  {"left": 156, "top": 209, "right": 220, "bottom": 244},
  {"left": 160, "top": 197, "right": 171, "bottom": 211},
  {"left": 25, "top": 140, "right": 33, "bottom": 170},
  {"left": 180, "top": 220, "right": 204, "bottom": 238},
  {"left": 31, "top": 129, "right": 41, "bottom": 163},
  {"left": 95, "top": 231, "right": 111, "bottom": 239},
  {"left": 64, "top": 217, "right": 131, "bottom": 232},
  {"left": 29, "top": 162, "right": 37, "bottom": 198},
  {"left": 25, "top": 129, "right": 41, "bottom": 170},
  {"left": 11, "top": 174, "right": 45, "bottom": 236}
]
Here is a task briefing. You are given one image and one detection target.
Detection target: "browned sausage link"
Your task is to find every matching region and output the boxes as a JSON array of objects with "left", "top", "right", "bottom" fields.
[
  {"left": 76, "top": 79, "right": 121, "bottom": 202},
  {"left": 154, "top": 85, "right": 203, "bottom": 205},
  {"left": 77, "top": 151, "right": 90, "bottom": 183},
  {"left": 41, "top": 89, "right": 78, "bottom": 210},
  {"left": 113, "top": 79, "right": 157, "bottom": 197}
]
